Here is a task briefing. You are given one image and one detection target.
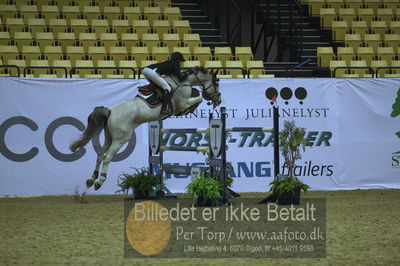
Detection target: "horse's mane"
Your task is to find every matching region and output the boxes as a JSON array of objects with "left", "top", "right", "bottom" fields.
[{"left": 193, "top": 66, "right": 208, "bottom": 73}]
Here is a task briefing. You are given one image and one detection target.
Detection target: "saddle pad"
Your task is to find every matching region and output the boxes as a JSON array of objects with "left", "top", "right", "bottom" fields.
[{"left": 136, "top": 93, "right": 162, "bottom": 108}]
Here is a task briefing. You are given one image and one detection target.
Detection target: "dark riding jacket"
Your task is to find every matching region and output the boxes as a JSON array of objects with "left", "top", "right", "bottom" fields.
[{"left": 147, "top": 60, "right": 188, "bottom": 81}]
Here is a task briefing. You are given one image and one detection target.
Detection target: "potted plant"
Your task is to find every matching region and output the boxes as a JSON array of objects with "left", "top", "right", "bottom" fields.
[
  {"left": 269, "top": 120, "right": 310, "bottom": 205},
  {"left": 186, "top": 176, "right": 221, "bottom": 207},
  {"left": 116, "top": 168, "right": 159, "bottom": 199}
]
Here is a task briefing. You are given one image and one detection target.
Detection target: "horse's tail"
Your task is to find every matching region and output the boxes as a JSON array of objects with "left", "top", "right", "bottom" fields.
[{"left": 69, "top": 106, "right": 111, "bottom": 152}]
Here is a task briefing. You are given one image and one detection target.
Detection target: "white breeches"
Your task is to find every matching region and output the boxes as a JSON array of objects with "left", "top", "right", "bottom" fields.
[{"left": 142, "top": 67, "right": 172, "bottom": 92}]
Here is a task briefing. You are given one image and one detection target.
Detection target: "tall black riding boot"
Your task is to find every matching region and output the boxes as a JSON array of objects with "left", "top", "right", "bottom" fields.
[{"left": 161, "top": 89, "right": 170, "bottom": 115}]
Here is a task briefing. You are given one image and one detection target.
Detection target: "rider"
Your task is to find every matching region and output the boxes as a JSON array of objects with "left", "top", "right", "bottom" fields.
[{"left": 142, "top": 52, "right": 188, "bottom": 114}]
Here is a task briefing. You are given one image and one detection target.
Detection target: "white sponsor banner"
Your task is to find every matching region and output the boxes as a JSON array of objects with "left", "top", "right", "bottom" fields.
[{"left": 0, "top": 77, "right": 399, "bottom": 196}]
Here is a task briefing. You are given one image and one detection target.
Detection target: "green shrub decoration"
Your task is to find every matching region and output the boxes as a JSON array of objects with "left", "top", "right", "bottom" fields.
[
  {"left": 187, "top": 177, "right": 221, "bottom": 206},
  {"left": 116, "top": 168, "right": 159, "bottom": 198}
]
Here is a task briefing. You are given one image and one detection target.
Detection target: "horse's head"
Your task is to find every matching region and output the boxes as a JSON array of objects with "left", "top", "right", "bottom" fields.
[{"left": 191, "top": 66, "right": 222, "bottom": 107}]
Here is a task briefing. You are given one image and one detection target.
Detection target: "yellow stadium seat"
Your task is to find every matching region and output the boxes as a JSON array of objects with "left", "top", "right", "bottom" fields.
[
  {"left": 111, "top": 18, "right": 130, "bottom": 34},
  {"left": 70, "top": 19, "right": 89, "bottom": 34},
  {"left": 19, "top": 4, "right": 38, "bottom": 20},
  {"left": 162, "top": 33, "right": 181, "bottom": 48},
  {"left": 204, "top": 60, "right": 222, "bottom": 71},
  {"left": 344, "top": 33, "right": 362, "bottom": 49},
  {"left": 129, "top": 45, "right": 149, "bottom": 64},
  {"left": 82, "top": 5, "right": 101, "bottom": 21},
  {"left": 119, "top": 59, "right": 138, "bottom": 78},
  {"left": 345, "top": 0, "right": 362, "bottom": 10},
  {"left": 0, "top": 32, "right": 11, "bottom": 46},
  {"left": 152, "top": 20, "right": 171, "bottom": 38},
  {"left": 49, "top": 18, "right": 68, "bottom": 35},
  {"left": 66, "top": 46, "right": 86, "bottom": 64},
  {"left": 317, "top": 47, "right": 334, "bottom": 68},
  {"left": 0, "top": 4, "right": 17, "bottom": 21},
  {"left": 5, "top": 18, "right": 25, "bottom": 36},
  {"left": 44, "top": 46, "right": 63, "bottom": 62},
  {"left": 57, "top": 32, "right": 76, "bottom": 47},
  {"left": 164, "top": 7, "right": 181, "bottom": 23},
  {"left": 14, "top": 32, "right": 33, "bottom": 47},
  {"left": 349, "top": 59, "right": 368, "bottom": 76},
  {"left": 96, "top": 60, "right": 116, "bottom": 77},
  {"left": 78, "top": 32, "right": 97, "bottom": 47},
  {"left": 100, "top": 33, "right": 118, "bottom": 49},
  {"left": 389, "top": 20, "right": 400, "bottom": 35},
  {"left": 142, "top": 33, "right": 161, "bottom": 50},
  {"left": 338, "top": 7, "right": 356, "bottom": 25},
  {"left": 334, "top": 0, "right": 349, "bottom": 12},
  {"left": 351, "top": 20, "right": 368, "bottom": 38},
  {"left": 143, "top": 6, "right": 162, "bottom": 21},
  {"left": 103, "top": 6, "right": 121, "bottom": 21},
  {"left": 7, "top": 59, "right": 26, "bottom": 68},
  {"left": 377, "top": 46, "right": 395, "bottom": 63},
  {"left": 309, "top": 0, "right": 325, "bottom": 16},
  {"left": 214, "top": 47, "right": 233, "bottom": 65},
  {"left": 234, "top": 47, "right": 253, "bottom": 65},
  {"left": 337, "top": 46, "right": 355, "bottom": 64},
  {"left": 41, "top": 5, "right": 60, "bottom": 24},
  {"left": 183, "top": 60, "right": 201, "bottom": 68},
  {"left": 173, "top": 20, "right": 191, "bottom": 38},
  {"left": 364, "top": 0, "right": 381, "bottom": 10},
  {"left": 36, "top": 32, "right": 55, "bottom": 48},
  {"left": 109, "top": 46, "right": 129, "bottom": 62},
  {"left": 371, "top": 20, "right": 388, "bottom": 38},
  {"left": 0, "top": 45, "right": 19, "bottom": 62},
  {"left": 225, "top": 60, "right": 244, "bottom": 78},
  {"left": 330, "top": 59, "right": 347, "bottom": 77},
  {"left": 384, "top": 33, "right": 400, "bottom": 48},
  {"left": 27, "top": 18, "right": 46, "bottom": 35},
  {"left": 183, "top": 34, "right": 201, "bottom": 51},
  {"left": 364, "top": 33, "right": 381, "bottom": 49},
  {"left": 52, "top": 59, "right": 72, "bottom": 68},
  {"left": 357, "top": 7, "right": 374, "bottom": 26},
  {"left": 61, "top": 5, "right": 81, "bottom": 22},
  {"left": 151, "top": 46, "right": 170, "bottom": 61},
  {"left": 121, "top": 33, "right": 140, "bottom": 47},
  {"left": 131, "top": 20, "right": 151, "bottom": 38},
  {"left": 91, "top": 19, "right": 110, "bottom": 34},
  {"left": 357, "top": 46, "right": 375, "bottom": 66},
  {"left": 332, "top": 20, "right": 348, "bottom": 42},
  {"left": 371, "top": 59, "right": 388, "bottom": 72},
  {"left": 88, "top": 46, "right": 107, "bottom": 61},
  {"left": 135, "top": 0, "right": 152, "bottom": 8},
  {"left": 246, "top": 60, "right": 264, "bottom": 77},
  {"left": 193, "top": 46, "right": 211, "bottom": 65},
  {"left": 74, "top": 59, "right": 95, "bottom": 76},
  {"left": 29, "top": 59, "right": 50, "bottom": 77},
  {"left": 377, "top": 8, "right": 394, "bottom": 25},
  {"left": 156, "top": 0, "right": 172, "bottom": 9},
  {"left": 22, "top": 45, "right": 42, "bottom": 62},
  {"left": 320, "top": 7, "right": 336, "bottom": 28},
  {"left": 123, "top": 6, "right": 141, "bottom": 21}
]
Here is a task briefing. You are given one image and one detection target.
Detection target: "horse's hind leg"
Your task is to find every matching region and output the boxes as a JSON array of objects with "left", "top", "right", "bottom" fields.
[
  {"left": 86, "top": 129, "right": 112, "bottom": 188},
  {"left": 94, "top": 137, "right": 129, "bottom": 191}
]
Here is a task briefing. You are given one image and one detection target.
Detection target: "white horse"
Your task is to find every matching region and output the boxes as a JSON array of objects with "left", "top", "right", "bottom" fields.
[{"left": 70, "top": 67, "right": 222, "bottom": 190}]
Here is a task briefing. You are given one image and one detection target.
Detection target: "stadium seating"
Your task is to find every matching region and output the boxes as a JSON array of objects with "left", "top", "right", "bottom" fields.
[{"left": 0, "top": 0, "right": 258, "bottom": 79}]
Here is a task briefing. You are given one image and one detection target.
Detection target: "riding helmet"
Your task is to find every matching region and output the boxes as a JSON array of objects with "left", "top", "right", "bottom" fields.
[{"left": 170, "top": 52, "right": 186, "bottom": 62}]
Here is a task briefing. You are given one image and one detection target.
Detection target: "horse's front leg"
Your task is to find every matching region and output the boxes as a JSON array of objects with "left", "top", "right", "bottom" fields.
[{"left": 174, "top": 96, "right": 203, "bottom": 115}]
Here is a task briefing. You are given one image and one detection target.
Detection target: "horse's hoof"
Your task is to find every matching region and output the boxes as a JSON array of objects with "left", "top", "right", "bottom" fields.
[
  {"left": 86, "top": 179, "right": 94, "bottom": 188},
  {"left": 94, "top": 182, "right": 102, "bottom": 191}
]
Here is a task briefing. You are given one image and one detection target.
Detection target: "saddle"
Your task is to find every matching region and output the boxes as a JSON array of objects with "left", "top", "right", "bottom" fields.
[{"left": 138, "top": 82, "right": 173, "bottom": 114}]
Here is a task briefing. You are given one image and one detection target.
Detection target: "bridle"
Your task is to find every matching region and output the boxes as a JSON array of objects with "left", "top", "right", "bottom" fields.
[{"left": 193, "top": 71, "right": 221, "bottom": 103}]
